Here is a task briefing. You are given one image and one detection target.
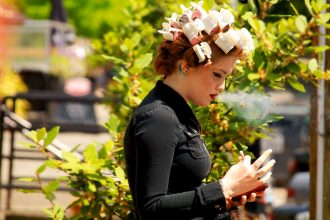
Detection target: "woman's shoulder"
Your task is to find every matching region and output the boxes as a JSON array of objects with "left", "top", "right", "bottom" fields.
[{"left": 134, "top": 100, "right": 178, "bottom": 122}]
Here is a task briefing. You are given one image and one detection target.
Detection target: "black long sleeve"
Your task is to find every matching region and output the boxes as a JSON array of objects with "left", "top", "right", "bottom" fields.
[{"left": 124, "top": 81, "right": 228, "bottom": 220}]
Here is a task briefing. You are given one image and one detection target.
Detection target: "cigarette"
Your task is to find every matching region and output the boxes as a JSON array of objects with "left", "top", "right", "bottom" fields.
[{"left": 240, "top": 151, "right": 245, "bottom": 159}]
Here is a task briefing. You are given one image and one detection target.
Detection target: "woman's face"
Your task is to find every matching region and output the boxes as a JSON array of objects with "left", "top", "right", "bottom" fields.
[{"left": 185, "top": 55, "right": 238, "bottom": 106}]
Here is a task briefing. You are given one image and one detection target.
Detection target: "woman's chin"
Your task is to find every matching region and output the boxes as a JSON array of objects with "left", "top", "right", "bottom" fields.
[{"left": 192, "top": 100, "right": 210, "bottom": 107}]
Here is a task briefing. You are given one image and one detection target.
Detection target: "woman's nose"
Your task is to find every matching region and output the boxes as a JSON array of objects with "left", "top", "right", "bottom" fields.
[{"left": 216, "top": 81, "right": 226, "bottom": 93}]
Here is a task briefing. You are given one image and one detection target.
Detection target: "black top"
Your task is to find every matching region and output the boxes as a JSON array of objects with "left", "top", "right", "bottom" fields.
[{"left": 124, "top": 81, "right": 229, "bottom": 220}]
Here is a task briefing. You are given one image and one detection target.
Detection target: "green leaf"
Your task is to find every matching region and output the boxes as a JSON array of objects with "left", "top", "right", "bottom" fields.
[
  {"left": 44, "top": 180, "right": 60, "bottom": 195},
  {"left": 19, "top": 141, "right": 36, "bottom": 149},
  {"left": 62, "top": 151, "right": 81, "bottom": 163},
  {"left": 17, "top": 177, "right": 36, "bottom": 182},
  {"left": 267, "top": 73, "right": 281, "bottom": 81},
  {"left": 123, "top": 33, "right": 141, "bottom": 51},
  {"left": 287, "top": 62, "right": 300, "bottom": 73},
  {"left": 247, "top": 73, "right": 260, "bottom": 81},
  {"left": 28, "top": 130, "right": 38, "bottom": 142},
  {"left": 311, "top": 1, "right": 321, "bottom": 13},
  {"left": 317, "top": 13, "right": 330, "bottom": 24},
  {"left": 128, "top": 96, "right": 142, "bottom": 106},
  {"left": 313, "top": 70, "right": 323, "bottom": 78},
  {"left": 305, "top": 45, "right": 330, "bottom": 53},
  {"left": 44, "top": 126, "right": 60, "bottom": 147},
  {"left": 119, "top": 68, "right": 129, "bottom": 77},
  {"left": 115, "top": 166, "right": 127, "bottom": 185},
  {"left": 56, "top": 176, "right": 69, "bottom": 181},
  {"left": 87, "top": 182, "right": 97, "bottom": 192},
  {"left": 99, "top": 140, "right": 114, "bottom": 159},
  {"left": 36, "top": 164, "right": 47, "bottom": 174},
  {"left": 133, "top": 53, "right": 153, "bottom": 70},
  {"left": 101, "top": 55, "right": 126, "bottom": 65},
  {"left": 17, "top": 189, "right": 38, "bottom": 193},
  {"left": 308, "top": 58, "right": 318, "bottom": 72},
  {"left": 128, "top": 66, "right": 142, "bottom": 74},
  {"left": 288, "top": 77, "right": 306, "bottom": 92},
  {"left": 269, "top": 0, "right": 279, "bottom": 4},
  {"left": 238, "top": 79, "right": 252, "bottom": 90},
  {"left": 53, "top": 204, "right": 65, "bottom": 220},
  {"left": 295, "top": 15, "right": 307, "bottom": 33},
  {"left": 45, "top": 159, "right": 61, "bottom": 168},
  {"left": 299, "top": 62, "right": 308, "bottom": 72},
  {"left": 86, "top": 173, "right": 103, "bottom": 181},
  {"left": 45, "top": 192, "right": 55, "bottom": 201},
  {"left": 44, "top": 181, "right": 60, "bottom": 201},
  {"left": 104, "top": 140, "right": 114, "bottom": 152},
  {"left": 83, "top": 144, "right": 98, "bottom": 163},
  {"left": 305, "top": 0, "right": 314, "bottom": 15},
  {"left": 119, "top": 44, "right": 128, "bottom": 53},
  {"left": 60, "top": 162, "right": 82, "bottom": 173},
  {"left": 83, "top": 198, "right": 90, "bottom": 206},
  {"left": 243, "top": 12, "right": 265, "bottom": 33},
  {"left": 312, "top": 0, "right": 330, "bottom": 14},
  {"left": 247, "top": 0, "right": 258, "bottom": 14},
  {"left": 70, "top": 190, "right": 81, "bottom": 197},
  {"left": 253, "top": 51, "right": 266, "bottom": 69},
  {"left": 42, "top": 207, "right": 53, "bottom": 218},
  {"left": 37, "top": 128, "right": 47, "bottom": 142},
  {"left": 105, "top": 115, "right": 120, "bottom": 136},
  {"left": 278, "top": 19, "right": 288, "bottom": 35},
  {"left": 202, "top": 0, "right": 214, "bottom": 10},
  {"left": 290, "top": 2, "right": 299, "bottom": 15}
]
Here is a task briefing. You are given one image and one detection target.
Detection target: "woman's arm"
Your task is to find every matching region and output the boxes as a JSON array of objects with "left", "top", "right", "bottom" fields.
[{"left": 132, "top": 106, "right": 227, "bottom": 219}]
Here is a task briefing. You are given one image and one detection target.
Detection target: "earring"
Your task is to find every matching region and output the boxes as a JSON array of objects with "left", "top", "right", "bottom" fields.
[{"left": 178, "top": 61, "right": 185, "bottom": 74}]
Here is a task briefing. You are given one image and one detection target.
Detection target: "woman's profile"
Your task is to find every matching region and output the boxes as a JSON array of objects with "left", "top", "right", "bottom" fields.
[{"left": 124, "top": 1, "right": 275, "bottom": 219}]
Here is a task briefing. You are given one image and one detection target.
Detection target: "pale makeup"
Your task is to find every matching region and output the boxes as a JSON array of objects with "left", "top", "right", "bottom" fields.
[{"left": 164, "top": 55, "right": 238, "bottom": 106}]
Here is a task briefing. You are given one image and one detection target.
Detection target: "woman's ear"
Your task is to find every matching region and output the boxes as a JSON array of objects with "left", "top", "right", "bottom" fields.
[{"left": 181, "top": 60, "right": 189, "bottom": 74}]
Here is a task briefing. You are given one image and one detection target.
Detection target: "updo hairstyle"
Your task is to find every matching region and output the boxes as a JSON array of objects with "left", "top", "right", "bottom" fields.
[{"left": 153, "top": 32, "right": 242, "bottom": 76}]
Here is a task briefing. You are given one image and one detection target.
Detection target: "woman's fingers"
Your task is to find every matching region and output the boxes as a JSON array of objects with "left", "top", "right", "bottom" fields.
[
  {"left": 230, "top": 193, "right": 257, "bottom": 207},
  {"left": 246, "top": 193, "right": 256, "bottom": 202},
  {"left": 230, "top": 195, "right": 247, "bottom": 206},
  {"left": 252, "top": 149, "right": 272, "bottom": 170},
  {"left": 259, "top": 171, "right": 272, "bottom": 183},
  {"left": 256, "top": 159, "right": 276, "bottom": 177},
  {"left": 243, "top": 155, "right": 251, "bottom": 166},
  {"left": 255, "top": 191, "right": 264, "bottom": 198},
  {"left": 238, "top": 151, "right": 245, "bottom": 162},
  {"left": 239, "top": 195, "right": 247, "bottom": 205}
]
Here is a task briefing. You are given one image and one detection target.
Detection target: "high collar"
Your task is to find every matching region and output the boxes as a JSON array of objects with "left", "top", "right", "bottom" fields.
[{"left": 154, "top": 80, "right": 201, "bottom": 132}]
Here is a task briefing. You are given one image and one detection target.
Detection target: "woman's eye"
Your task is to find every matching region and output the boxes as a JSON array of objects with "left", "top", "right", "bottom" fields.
[{"left": 213, "top": 72, "right": 222, "bottom": 78}]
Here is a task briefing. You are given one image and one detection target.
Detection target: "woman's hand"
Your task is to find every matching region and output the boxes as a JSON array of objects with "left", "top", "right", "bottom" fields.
[
  {"left": 220, "top": 149, "right": 275, "bottom": 201},
  {"left": 226, "top": 193, "right": 256, "bottom": 209},
  {"left": 226, "top": 191, "right": 265, "bottom": 209}
]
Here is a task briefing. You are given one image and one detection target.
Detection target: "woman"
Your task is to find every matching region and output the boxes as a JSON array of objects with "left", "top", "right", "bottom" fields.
[{"left": 124, "top": 2, "right": 275, "bottom": 219}]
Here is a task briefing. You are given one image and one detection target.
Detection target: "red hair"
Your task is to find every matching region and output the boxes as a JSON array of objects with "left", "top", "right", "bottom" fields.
[{"left": 153, "top": 32, "right": 242, "bottom": 76}]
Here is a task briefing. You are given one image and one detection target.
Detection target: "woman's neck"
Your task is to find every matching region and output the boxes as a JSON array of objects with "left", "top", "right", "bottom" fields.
[{"left": 163, "top": 74, "right": 189, "bottom": 102}]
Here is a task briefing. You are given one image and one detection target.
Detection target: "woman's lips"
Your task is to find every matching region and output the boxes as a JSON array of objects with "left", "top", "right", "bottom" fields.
[{"left": 210, "top": 94, "right": 217, "bottom": 100}]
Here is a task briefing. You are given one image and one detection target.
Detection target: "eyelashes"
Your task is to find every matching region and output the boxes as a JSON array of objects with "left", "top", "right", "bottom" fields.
[{"left": 213, "top": 72, "right": 222, "bottom": 78}]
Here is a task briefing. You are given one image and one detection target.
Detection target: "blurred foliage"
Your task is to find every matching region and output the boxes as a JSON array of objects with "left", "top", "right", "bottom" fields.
[
  {"left": 5, "top": 0, "right": 164, "bottom": 38},
  {"left": 18, "top": 0, "right": 330, "bottom": 219},
  {"left": 50, "top": 53, "right": 87, "bottom": 78},
  {"left": 98, "top": 0, "right": 330, "bottom": 213},
  {"left": 0, "top": 65, "right": 28, "bottom": 116},
  {"left": 19, "top": 125, "right": 134, "bottom": 219},
  {"left": 99, "top": 0, "right": 330, "bottom": 179}
]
